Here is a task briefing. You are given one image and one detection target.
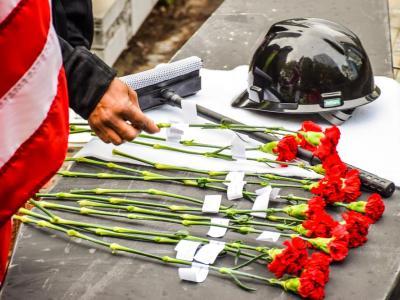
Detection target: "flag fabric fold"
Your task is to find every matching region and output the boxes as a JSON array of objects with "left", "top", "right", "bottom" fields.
[{"left": 0, "top": 0, "right": 69, "bottom": 283}]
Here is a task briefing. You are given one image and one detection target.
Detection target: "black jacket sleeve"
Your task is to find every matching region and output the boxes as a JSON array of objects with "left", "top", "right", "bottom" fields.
[
  {"left": 59, "top": 39, "right": 117, "bottom": 119},
  {"left": 52, "top": 0, "right": 117, "bottom": 119}
]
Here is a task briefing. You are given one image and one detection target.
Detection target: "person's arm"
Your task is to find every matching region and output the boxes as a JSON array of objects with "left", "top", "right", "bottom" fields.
[
  {"left": 54, "top": 0, "right": 159, "bottom": 144},
  {"left": 59, "top": 38, "right": 116, "bottom": 120},
  {"left": 60, "top": 39, "right": 159, "bottom": 144}
]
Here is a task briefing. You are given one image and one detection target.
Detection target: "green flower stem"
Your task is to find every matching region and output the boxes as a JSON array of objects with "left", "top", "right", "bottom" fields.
[
  {"left": 38, "top": 192, "right": 196, "bottom": 209},
  {"left": 278, "top": 194, "right": 310, "bottom": 202},
  {"left": 21, "top": 208, "right": 273, "bottom": 258},
  {"left": 29, "top": 199, "right": 57, "bottom": 220},
  {"left": 14, "top": 214, "right": 286, "bottom": 292},
  {"left": 117, "top": 134, "right": 316, "bottom": 171},
  {"left": 259, "top": 174, "right": 313, "bottom": 185},
  {"left": 57, "top": 170, "right": 256, "bottom": 201},
  {"left": 76, "top": 199, "right": 301, "bottom": 225},
  {"left": 37, "top": 201, "right": 294, "bottom": 237},
  {"left": 182, "top": 123, "right": 294, "bottom": 133},
  {"left": 70, "top": 129, "right": 92, "bottom": 134},
  {"left": 65, "top": 157, "right": 162, "bottom": 177},
  {"left": 69, "top": 125, "right": 92, "bottom": 133},
  {"left": 80, "top": 227, "right": 262, "bottom": 261},
  {"left": 38, "top": 192, "right": 173, "bottom": 210},
  {"left": 138, "top": 134, "right": 242, "bottom": 150},
  {"left": 250, "top": 156, "right": 314, "bottom": 171},
  {"left": 14, "top": 214, "right": 189, "bottom": 263},
  {"left": 19, "top": 208, "right": 178, "bottom": 239},
  {"left": 67, "top": 188, "right": 206, "bottom": 206},
  {"left": 67, "top": 156, "right": 307, "bottom": 190},
  {"left": 38, "top": 191, "right": 231, "bottom": 213},
  {"left": 248, "top": 181, "right": 307, "bottom": 190},
  {"left": 77, "top": 200, "right": 212, "bottom": 221},
  {"left": 37, "top": 192, "right": 300, "bottom": 224},
  {"left": 58, "top": 170, "right": 221, "bottom": 186},
  {"left": 76, "top": 201, "right": 301, "bottom": 232},
  {"left": 112, "top": 149, "right": 228, "bottom": 176},
  {"left": 333, "top": 202, "right": 347, "bottom": 208},
  {"left": 131, "top": 140, "right": 233, "bottom": 161},
  {"left": 18, "top": 208, "right": 264, "bottom": 261},
  {"left": 112, "top": 150, "right": 315, "bottom": 187}
]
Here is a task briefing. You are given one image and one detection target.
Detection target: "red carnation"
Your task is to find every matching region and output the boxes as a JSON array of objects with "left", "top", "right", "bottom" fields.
[
  {"left": 306, "top": 196, "right": 326, "bottom": 219},
  {"left": 282, "top": 196, "right": 326, "bottom": 220},
  {"left": 281, "top": 252, "right": 330, "bottom": 300},
  {"left": 365, "top": 194, "right": 385, "bottom": 223},
  {"left": 303, "top": 252, "right": 332, "bottom": 284},
  {"left": 302, "top": 210, "right": 339, "bottom": 238},
  {"left": 311, "top": 176, "right": 344, "bottom": 204},
  {"left": 314, "top": 126, "right": 341, "bottom": 161},
  {"left": 311, "top": 167, "right": 361, "bottom": 204},
  {"left": 326, "top": 225, "right": 349, "bottom": 261},
  {"left": 301, "top": 121, "right": 323, "bottom": 132},
  {"left": 322, "top": 153, "right": 347, "bottom": 178},
  {"left": 267, "top": 237, "right": 309, "bottom": 278},
  {"left": 274, "top": 135, "right": 298, "bottom": 164},
  {"left": 342, "top": 211, "right": 371, "bottom": 248},
  {"left": 307, "top": 225, "right": 349, "bottom": 262},
  {"left": 281, "top": 275, "right": 325, "bottom": 300},
  {"left": 298, "top": 265, "right": 326, "bottom": 300},
  {"left": 297, "top": 121, "right": 323, "bottom": 151},
  {"left": 341, "top": 169, "right": 362, "bottom": 202}
]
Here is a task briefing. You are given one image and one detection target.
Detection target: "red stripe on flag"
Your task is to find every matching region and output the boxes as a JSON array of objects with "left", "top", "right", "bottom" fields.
[
  {"left": 0, "top": 0, "right": 50, "bottom": 99},
  {"left": 0, "top": 220, "right": 11, "bottom": 284},
  {"left": 0, "top": 67, "right": 69, "bottom": 225}
]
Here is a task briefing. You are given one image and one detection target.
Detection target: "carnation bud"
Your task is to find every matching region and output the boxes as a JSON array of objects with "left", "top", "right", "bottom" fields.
[
  {"left": 282, "top": 277, "right": 301, "bottom": 293},
  {"left": 283, "top": 204, "right": 308, "bottom": 218},
  {"left": 259, "top": 141, "right": 278, "bottom": 154},
  {"left": 307, "top": 237, "right": 333, "bottom": 254},
  {"left": 310, "top": 164, "right": 325, "bottom": 175},
  {"left": 347, "top": 201, "right": 367, "bottom": 213},
  {"left": 266, "top": 248, "right": 283, "bottom": 260},
  {"left": 293, "top": 224, "right": 309, "bottom": 236},
  {"left": 300, "top": 131, "right": 325, "bottom": 146}
]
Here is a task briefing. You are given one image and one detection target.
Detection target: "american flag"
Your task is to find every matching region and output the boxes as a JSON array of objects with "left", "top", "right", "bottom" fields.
[{"left": 0, "top": 0, "right": 69, "bottom": 281}]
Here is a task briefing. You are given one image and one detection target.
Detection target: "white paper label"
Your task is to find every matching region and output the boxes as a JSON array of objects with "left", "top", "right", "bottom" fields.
[
  {"left": 194, "top": 241, "right": 226, "bottom": 264},
  {"left": 174, "top": 240, "right": 202, "bottom": 261},
  {"left": 224, "top": 171, "right": 245, "bottom": 186},
  {"left": 181, "top": 101, "right": 198, "bottom": 124},
  {"left": 256, "top": 231, "right": 281, "bottom": 242},
  {"left": 227, "top": 180, "right": 246, "bottom": 200},
  {"left": 202, "top": 195, "right": 222, "bottom": 213},
  {"left": 251, "top": 186, "right": 272, "bottom": 218},
  {"left": 166, "top": 123, "right": 187, "bottom": 143},
  {"left": 207, "top": 218, "right": 229, "bottom": 238},
  {"left": 231, "top": 136, "right": 246, "bottom": 160},
  {"left": 270, "top": 188, "right": 281, "bottom": 201},
  {"left": 178, "top": 262, "right": 209, "bottom": 283}
]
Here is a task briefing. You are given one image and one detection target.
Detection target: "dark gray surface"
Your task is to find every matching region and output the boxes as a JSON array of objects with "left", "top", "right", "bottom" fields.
[
  {"left": 174, "top": 0, "right": 393, "bottom": 77},
  {"left": 2, "top": 0, "right": 399, "bottom": 299},
  {"left": 3, "top": 162, "right": 400, "bottom": 300}
]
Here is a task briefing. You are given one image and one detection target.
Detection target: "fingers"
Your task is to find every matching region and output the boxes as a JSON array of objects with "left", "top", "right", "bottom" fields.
[
  {"left": 89, "top": 119, "right": 123, "bottom": 145},
  {"left": 123, "top": 89, "right": 160, "bottom": 134},
  {"left": 109, "top": 118, "right": 141, "bottom": 141},
  {"left": 87, "top": 79, "right": 159, "bottom": 145}
]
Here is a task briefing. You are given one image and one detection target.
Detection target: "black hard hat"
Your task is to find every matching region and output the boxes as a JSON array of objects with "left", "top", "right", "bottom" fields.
[{"left": 232, "top": 18, "right": 380, "bottom": 125}]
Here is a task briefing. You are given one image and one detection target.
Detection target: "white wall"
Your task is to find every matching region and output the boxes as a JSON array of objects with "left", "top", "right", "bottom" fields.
[{"left": 92, "top": 0, "right": 158, "bottom": 66}]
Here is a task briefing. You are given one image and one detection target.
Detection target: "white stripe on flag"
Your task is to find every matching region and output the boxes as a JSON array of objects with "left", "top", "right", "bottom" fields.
[
  {"left": 0, "top": 0, "right": 21, "bottom": 24},
  {"left": 0, "top": 26, "right": 62, "bottom": 168}
]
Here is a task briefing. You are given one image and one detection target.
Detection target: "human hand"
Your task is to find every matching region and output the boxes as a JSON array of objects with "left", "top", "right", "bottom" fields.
[{"left": 88, "top": 78, "right": 159, "bottom": 145}]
